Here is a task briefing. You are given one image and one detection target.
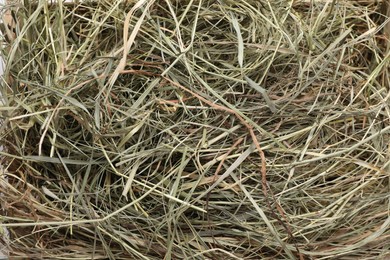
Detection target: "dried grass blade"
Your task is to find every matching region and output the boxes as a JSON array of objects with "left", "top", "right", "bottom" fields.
[{"left": 245, "top": 76, "right": 277, "bottom": 113}]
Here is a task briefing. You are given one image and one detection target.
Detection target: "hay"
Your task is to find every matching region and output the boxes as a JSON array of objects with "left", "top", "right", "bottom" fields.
[{"left": 0, "top": 0, "right": 389, "bottom": 259}]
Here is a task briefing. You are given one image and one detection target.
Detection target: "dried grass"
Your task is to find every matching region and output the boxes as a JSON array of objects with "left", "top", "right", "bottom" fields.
[{"left": 0, "top": 0, "right": 389, "bottom": 259}]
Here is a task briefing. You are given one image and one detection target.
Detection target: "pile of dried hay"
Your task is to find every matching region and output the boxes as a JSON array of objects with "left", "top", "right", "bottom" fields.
[{"left": 1, "top": 0, "right": 389, "bottom": 259}]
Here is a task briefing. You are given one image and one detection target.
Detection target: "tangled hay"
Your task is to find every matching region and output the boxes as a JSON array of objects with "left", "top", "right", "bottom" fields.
[{"left": 0, "top": 0, "right": 389, "bottom": 259}]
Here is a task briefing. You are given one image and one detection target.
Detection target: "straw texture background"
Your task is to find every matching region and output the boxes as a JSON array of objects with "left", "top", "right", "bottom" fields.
[{"left": 0, "top": 0, "right": 389, "bottom": 259}]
